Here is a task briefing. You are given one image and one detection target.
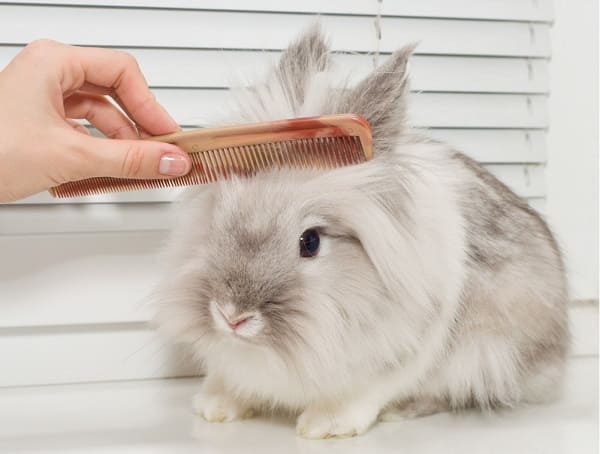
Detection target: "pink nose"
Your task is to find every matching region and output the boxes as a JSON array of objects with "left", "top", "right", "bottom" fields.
[{"left": 228, "top": 316, "right": 250, "bottom": 330}]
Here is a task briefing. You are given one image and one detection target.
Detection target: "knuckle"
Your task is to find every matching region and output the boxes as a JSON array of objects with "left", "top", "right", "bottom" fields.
[
  {"left": 117, "top": 50, "right": 140, "bottom": 70},
  {"left": 23, "top": 39, "right": 69, "bottom": 70},
  {"left": 27, "top": 38, "right": 59, "bottom": 49},
  {"left": 25, "top": 39, "right": 61, "bottom": 56},
  {"left": 121, "top": 143, "right": 146, "bottom": 177}
]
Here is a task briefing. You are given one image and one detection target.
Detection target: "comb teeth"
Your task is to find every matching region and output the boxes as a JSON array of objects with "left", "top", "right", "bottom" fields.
[{"left": 50, "top": 136, "right": 368, "bottom": 198}]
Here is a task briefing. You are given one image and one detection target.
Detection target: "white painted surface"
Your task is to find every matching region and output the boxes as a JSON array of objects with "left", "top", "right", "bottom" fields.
[
  {"left": 16, "top": 0, "right": 555, "bottom": 21},
  {"left": 570, "top": 302, "right": 600, "bottom": 357},
  {"left": 115, "top": 91, "right": 543, "bottom": 129},
  {"left": 0, "top": 47, "right": 551, "bottom": 93},
  {"left": 546, "top": 0, "right": 599, "bottom": 301},
  {"left": 0, "top": 357, "right": 596, "bottom": 453},
  {"left": 426, "top": 129, "right": 547, "bottom": 163},
  {"left": 0, "top": 5, "right": 551, "bottom": 56},
  {"left": 0, "top": 203, "right": 175, "bottom": 233},
  {"left": 0, "top": 326, "right": 198, "bottom": 387},
  {"left": 0, "top": 232, "right": 167, "bottom": 326},
  {"left": 89, "top": 90, "right": 550, "bottom": 129}
]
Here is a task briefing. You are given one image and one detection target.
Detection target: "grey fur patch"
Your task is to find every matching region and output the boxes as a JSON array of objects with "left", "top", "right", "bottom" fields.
[
  {"left": 334, "top": 44, "right": 415, "bottom": 154},
  {"left": 276, "top": 23, "right": 331, "bottom": 108},
  {"left": 452, "top": 151, "right": 561, "bottom": 269}
]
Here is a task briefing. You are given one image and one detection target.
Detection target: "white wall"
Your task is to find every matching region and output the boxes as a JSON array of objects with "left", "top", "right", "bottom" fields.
[{"left": 547, "top": 0, "right": 599, "bottom": 300}]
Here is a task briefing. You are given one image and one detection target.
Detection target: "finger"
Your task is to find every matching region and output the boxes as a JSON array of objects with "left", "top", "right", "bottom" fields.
[
  {"left": 67, "top": 88, "right": 153, "bottom": 138},
  {"left": 64, "top": 92, "right": 139, "bottom": 140},
  {"left": 73, "top": 134, "right": 192, "bottom": 180},
  {"left": 58, "top": 45, "right": 180, "bottom": 135},
  {"left": 73, "top": 81, "right": 156, "bottom": 137}
]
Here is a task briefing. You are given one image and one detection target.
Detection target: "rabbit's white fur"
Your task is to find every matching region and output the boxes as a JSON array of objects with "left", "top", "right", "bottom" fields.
[{"left": 152, "top": 26, "right": 569, "bottom": 438}]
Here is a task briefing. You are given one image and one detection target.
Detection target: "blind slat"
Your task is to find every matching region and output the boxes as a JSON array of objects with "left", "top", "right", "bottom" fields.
[
  {"left": 380, "top": 0, "right": 554, "bottom": 21},
  {"left": 0, "top": 47, "right": 549, "bottom": 94},
  {"left": 0, "top": 327, "right": 194, "bottom": 387},
  {"left": 0, "top": 5, "right": 550, "bottom": 57},
  {"left": 0, "top": 203, "right": 175, "bottom": 234},
  {"left": 408, "top": 93, "right": 547, "bottom": 128},
  {"left": 486, "top": 164, "right": 545, "bottom": 198},
  {"left": 4, "top": 0, "right": 553, "bottom": 21},
  {"left": 427, "top": 129, "right": 546, "bottom": 163},
  {"left": 143, "top": 90, "right": 547, "bottom": 128},
  {"left": 0, "top": 233, "right": 164, "bottom": 327}
]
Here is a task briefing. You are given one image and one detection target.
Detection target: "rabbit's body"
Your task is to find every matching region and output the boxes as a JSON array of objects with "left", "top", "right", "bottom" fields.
[{"left": 153, "top": 27, "right": 569, "bottom": 438}]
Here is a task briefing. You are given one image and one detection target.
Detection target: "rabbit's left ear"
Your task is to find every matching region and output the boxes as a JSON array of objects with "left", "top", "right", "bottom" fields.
[
  {"left": 335, "top": 44, "right": 416, "bottom": 154},
  {"left": 276, "top": 23, "right": 331, "bottom": 109}
]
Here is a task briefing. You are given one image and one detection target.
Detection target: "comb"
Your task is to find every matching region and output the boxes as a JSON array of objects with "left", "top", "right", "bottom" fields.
[{"left": 49, "top": 113, "right": 373, "bottom": 198}]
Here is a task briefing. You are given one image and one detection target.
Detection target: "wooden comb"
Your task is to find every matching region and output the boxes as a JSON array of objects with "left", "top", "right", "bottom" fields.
[{"left": 49, "top": 114, "right": 373, "bottom": 198}]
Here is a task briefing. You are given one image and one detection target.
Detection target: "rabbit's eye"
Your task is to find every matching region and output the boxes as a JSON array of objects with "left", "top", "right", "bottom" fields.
[{"left": 299, "top": 229, "right": 320, "bottom": 258}]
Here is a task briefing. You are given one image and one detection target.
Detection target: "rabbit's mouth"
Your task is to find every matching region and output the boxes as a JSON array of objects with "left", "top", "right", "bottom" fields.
[{"left": 210, "top": 300, "right": 265, "bottom": 339}]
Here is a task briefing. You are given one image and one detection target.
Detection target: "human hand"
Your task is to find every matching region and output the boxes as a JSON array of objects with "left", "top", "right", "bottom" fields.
[{"left": 0, "top": 40, "right": 192, "bottom": 202}]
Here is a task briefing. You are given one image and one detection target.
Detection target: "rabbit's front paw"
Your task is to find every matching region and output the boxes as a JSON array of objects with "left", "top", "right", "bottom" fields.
[
  {"left": 192, "top": 391, "right": 253, "bottom": 423},
  {"left": 296, "top": 404, "right": 377, "bottom": 439}
]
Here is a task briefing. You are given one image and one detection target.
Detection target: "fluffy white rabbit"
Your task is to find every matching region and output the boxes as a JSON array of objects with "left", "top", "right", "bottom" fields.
[{"left": 152, "top": 25, "right": 569, "bottom": 439}]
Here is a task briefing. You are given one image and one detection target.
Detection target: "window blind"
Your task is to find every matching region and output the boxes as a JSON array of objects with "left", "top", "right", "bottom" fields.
[{"left": 3, "top": 0, "right": 589, "bottom": 387}]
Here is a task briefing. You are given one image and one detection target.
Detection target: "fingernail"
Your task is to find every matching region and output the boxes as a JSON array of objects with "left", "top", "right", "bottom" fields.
[{"left": 159, "top": 153, "right": 190, "bottom": 176}]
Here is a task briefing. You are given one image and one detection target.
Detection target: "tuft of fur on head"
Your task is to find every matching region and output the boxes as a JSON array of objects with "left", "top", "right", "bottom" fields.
[
  {"left": 152, "top": 24, "right": 569, "bottom": 435},
  {"left": 231, "top": 23, "right": 414, "bottom": 154}
]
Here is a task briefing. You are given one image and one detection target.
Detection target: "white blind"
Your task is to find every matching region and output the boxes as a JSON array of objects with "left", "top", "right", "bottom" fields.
[{"left": 3, "top": 0, "right": 589, "bottom": 387}]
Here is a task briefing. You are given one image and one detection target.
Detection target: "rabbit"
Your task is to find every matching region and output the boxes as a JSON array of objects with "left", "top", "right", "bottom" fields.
[{"left": 151, "top": 25, "right": 570, "bottom": 439}]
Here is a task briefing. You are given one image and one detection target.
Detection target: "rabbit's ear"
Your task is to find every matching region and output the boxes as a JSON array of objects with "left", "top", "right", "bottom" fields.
[
  {"left": 306, "top": 156, "right": 437, "bottom": 331},
  {"left": 336, "top": 45, "right": 416, "bottom": 153},
  {"left": 275, "top": 23, "right": 331, "bottom": 109}
]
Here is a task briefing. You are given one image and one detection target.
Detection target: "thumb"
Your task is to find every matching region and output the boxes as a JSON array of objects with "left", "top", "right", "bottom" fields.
[{"left": 76, "top": 135, "right": 192, "bottom": 180}]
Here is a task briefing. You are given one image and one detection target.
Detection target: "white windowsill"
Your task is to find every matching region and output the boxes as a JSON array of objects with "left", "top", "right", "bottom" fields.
[{"left": 0, "top": 357, "right": 597, "bottom": 454}]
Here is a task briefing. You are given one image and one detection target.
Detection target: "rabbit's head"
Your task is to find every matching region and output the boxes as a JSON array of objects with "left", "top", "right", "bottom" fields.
[{"left": 153, "top": 26, "right": 429, "bottom": 394}]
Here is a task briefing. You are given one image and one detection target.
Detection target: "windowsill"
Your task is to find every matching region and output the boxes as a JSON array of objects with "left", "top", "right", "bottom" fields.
[{"left": 0, "top": 357, "right": 597, "bottom": 453}]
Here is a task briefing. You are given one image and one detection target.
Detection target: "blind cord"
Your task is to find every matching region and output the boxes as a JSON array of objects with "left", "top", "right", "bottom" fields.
[{"left": 373, "top": 0, "right": 382, "bottom": 68}]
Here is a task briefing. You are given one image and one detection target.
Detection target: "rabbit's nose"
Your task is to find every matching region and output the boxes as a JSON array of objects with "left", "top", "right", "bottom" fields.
[
  {"left": 214, "top": 302, "right": 254, "bottom": 331},
  {"left": 227, "top": 314, "right": 252, "bottom": 330}
]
